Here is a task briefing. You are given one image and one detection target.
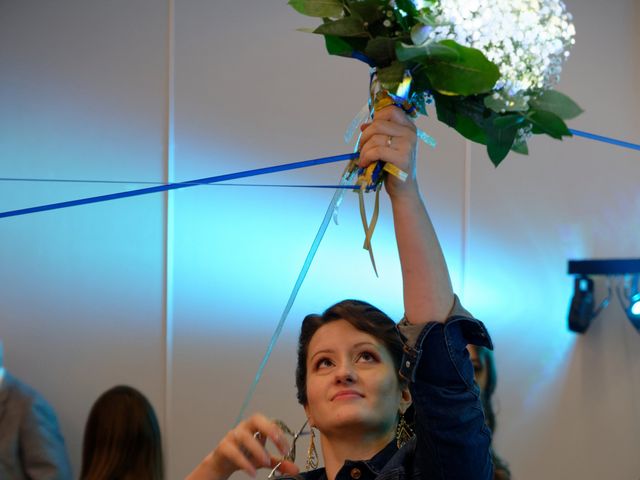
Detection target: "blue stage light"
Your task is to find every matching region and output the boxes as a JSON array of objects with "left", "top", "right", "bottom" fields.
[
  {"left": 624, "top": 277, "right": 640, "bottom": 333},
  {"left": 631, "top": 296, "right": 640, "bottom": 317}
]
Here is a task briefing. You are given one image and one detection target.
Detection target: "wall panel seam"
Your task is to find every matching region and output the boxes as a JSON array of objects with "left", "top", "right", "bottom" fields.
[{"left": 162, "top": 0, "right": 176, "bottom": 475}]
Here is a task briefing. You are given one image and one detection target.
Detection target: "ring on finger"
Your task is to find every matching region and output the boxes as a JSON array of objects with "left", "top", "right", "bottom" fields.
[
  {"left": 253, "top": 431, "right": 263, "bottom": 441},
  {"left": 386, "top": 135, "right": 393, "bottom": 148}
]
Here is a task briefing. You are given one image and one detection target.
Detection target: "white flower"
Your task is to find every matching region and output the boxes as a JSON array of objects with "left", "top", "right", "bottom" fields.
[{"left": 421, "top": 0, "right": 575, "bottom": 97}]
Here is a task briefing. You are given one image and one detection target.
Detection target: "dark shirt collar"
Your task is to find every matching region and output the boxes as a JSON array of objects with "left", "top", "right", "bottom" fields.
[
  {"left": 302, "top": 440, "right": 398, "bottom": 480},
  {"left": 362, "top": 439, "right": 398, "bottom": 474}
]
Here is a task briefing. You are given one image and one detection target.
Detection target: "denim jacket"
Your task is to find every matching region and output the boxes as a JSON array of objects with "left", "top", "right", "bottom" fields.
[{"left": 285, "top": 297, "right": 494, "bottom": 480}]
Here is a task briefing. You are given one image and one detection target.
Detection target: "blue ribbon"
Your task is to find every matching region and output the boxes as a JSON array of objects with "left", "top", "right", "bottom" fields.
[
  {"left": 0, "top": 153, "right": 358, "bottom": 219},
  {"left": 570, "top": 129, "right": 640, "bottom": 151},
  {"left": 0, "top": 177, "right": 360, "bottom": 189},
  {"left": 2, "top": 129, "right": 638, "bottom": 221}
]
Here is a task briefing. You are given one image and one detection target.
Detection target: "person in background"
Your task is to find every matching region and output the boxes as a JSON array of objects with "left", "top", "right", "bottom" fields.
[
  {"left": 80, "top": 385, "right": 163, "bottom": 480},
  {"left": 0, "top": 339, "right": 72, "bottom": 480},
  {"left": 469, "top": 345, "right": 511, "bottom": 480}
]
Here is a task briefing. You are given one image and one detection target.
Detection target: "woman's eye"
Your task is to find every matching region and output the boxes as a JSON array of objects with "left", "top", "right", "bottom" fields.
[
  {"left": 357, "top": 351, "right": 377, "bottom": 363},
  {"left": 316, "top": 358, "right": 333, "bottom": 369}
]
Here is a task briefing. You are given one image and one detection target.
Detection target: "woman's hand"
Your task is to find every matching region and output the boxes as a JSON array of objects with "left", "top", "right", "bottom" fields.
[
  {"left": 186, "top": 413, "right": 300, "bottom": 480},
  {"left": 357, "top": 105, "right": 419, "bottom": 200}
]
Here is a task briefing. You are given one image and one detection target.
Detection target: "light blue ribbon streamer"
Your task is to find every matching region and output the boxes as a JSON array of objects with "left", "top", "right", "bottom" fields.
[{"left": 233, "top": 173, "right": 353, "bottom": 425}]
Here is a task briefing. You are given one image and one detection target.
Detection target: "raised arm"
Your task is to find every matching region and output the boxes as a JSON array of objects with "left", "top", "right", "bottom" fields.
[
  {"left": 361, "top": 107, "right": 494, "bottom": 480},
  {"left": 358, "top": 106, "right": 454, "bottom": 324}
]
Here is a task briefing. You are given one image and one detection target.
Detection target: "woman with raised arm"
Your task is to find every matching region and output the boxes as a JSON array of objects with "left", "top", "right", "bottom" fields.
[{"left": 187, "top": 105, "right": 494, "bottom": 480}]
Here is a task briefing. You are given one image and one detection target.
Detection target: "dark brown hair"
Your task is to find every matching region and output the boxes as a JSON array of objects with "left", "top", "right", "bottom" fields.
[
  {"left": 295, "top": 299, "right": 404, "bottom": 405},
  {"left": 475, "top": 347, "right": 511, "bottom": 480},
  {"left": 81, "top": 385, "right": 163, "bottom": 480}
]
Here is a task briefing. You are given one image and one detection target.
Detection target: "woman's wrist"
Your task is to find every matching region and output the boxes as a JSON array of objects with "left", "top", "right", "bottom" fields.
[
  {"left": 387, "top": 178, "right": 421, "bottom": 204},
  {"left": 187, "top": 453, "right": 225, "bottom": 480}
]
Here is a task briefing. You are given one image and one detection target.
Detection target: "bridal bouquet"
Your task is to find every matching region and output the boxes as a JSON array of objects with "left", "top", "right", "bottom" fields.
[{"left": 290, "top": 0, "right": 581, "bottom": 169}]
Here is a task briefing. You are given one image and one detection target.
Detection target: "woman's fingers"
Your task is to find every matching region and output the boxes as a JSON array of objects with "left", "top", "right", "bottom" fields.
[
  {"left": 359, "top": 132, "right": 414, "bottom": 169},
  {"left": 358, "top": 106, "right": 417, "bottom": 169},
  {"left": 218, "top": 437, "right": 260, "bottom": 477},
  {"left": 374, "top": 104, "right": 417, "bottom": 128},
  {"left": 234, "top": 428, "right": 271, "bottom": 467},
  {"left": 245, "top": 414, "right": 290, "bottom": 457},
  {"left": 359, "top": 119, "right": 414, "bottom": 150},
  {"left": 270, "top": 458, "right": 300, "bottom": 476},
  {"left": 205, "top": 414, "right": 294, "bottom": 480}
]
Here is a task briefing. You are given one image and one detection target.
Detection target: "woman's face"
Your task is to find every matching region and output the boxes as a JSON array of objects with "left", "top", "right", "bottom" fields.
[
  {"left": 303, "top": 319, "right": 411, "bottom": 438},
  {"left": 467, "top": 345, "right": 488, "bottom": 391}
]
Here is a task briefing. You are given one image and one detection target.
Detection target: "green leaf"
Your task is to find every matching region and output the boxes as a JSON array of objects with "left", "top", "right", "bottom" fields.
[
  {"left": 396, "top": 40, "right": 458, "bottom": 62},
  {"left": 511, "top": 141, "right": 529, "bottom": 155},
  {"left": 323, "top": 35, "right": 370, "bottom": 61},
  {"left": 288, "top": 0, "right": 344, "bottom": 18},
  {"left": 529, "top": 90, "right": 583, "bottom": 120},
  {"left": 348, "top": 0, "right": 384, "bottom": 23},
  {"left": 455, "top": 114, "right": 487, "bottom": 144},
  {"left": 528, "top": 110, "right": 571, "bottom": 139},
  {"left": 314, "top": 17, "right": 368, "bottom": 37},
  {"left": 433, "top": 93, "right": 457, "bottom": 127},
  {"left": 493, "top": 114, "right": 524, "bottom": 129},
  {"left": 324, "top": 35, "right": 353, "bottom": 56},
  {"left": 423, "top": 40, "right": 500, "bottom": 96},
  {"left": 416, "top": 11, "right": 439, "bottom": 27},
  {"left": 411, "top": 64, "right": 433, "bottom": 92},
  {"left": 486, "top": 124, "right": 518, "bottom": 166},
  {"left": 410, "top": 24, "right": 432, "bottom": 45},
  {"left": 364, "top": 37, "right": 397, "bottom": 66},
  {"left": 377, "top": 61, "right": 406, "bottom": 92}
]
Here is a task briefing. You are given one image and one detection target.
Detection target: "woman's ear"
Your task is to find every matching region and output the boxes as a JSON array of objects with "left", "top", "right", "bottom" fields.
[{"left": 399, "top": 386, "right": 412, "bottom": 414}]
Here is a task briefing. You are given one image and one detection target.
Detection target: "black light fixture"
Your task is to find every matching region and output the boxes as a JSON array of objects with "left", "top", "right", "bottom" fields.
[
  {"left": 568, "top": 276, "right": 595, "bottom": 333},
  {"left": 567, "top": 259, "right": 640, "bottom": 334}
]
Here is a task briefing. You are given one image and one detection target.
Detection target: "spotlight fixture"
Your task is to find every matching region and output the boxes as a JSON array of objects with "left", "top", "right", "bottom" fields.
[
  {"left": 568, "top": 259, "right": 640, "bottom": 334},
  {"left": 568, "top": 276, "right": 594, "bottom": 333}
]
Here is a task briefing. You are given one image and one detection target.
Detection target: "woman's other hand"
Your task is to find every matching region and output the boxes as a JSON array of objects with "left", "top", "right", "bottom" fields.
[{"left": 186, "top": 413, "right": 300, "bottom": 480}]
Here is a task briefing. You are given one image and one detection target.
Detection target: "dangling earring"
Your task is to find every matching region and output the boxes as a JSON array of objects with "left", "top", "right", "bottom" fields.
[
  {"left": 396, "top": 412, "right": 414, "bottom": 449},
  {"left": 305, "top": 426, "right": 319, "bottom": 470}
]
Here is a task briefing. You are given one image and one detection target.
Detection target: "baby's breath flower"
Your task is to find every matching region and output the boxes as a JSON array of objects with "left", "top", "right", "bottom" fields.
[{"left": 423, "top": 0, "right": 575, "bottom": 97}]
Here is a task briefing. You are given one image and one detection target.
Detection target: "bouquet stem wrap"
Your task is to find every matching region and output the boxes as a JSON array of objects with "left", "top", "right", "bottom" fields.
[{"left": 345, "top": 69, "right": 416, "bottom": 275}]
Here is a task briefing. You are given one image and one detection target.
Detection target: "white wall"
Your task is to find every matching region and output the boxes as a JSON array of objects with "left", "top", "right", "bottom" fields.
[
  {"left": 1, "top": 1, "right": 638, "bottom": 479},
  {"left": 0, "top": 0, "right": 169, "bottom": 473}
]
